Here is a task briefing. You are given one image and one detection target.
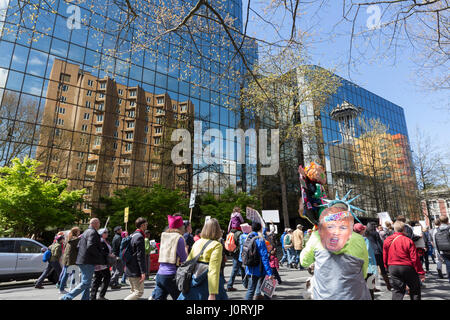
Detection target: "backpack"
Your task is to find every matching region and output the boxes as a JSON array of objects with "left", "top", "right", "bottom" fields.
[
  {"left": 434, "top": 227, "right": 450, "bottom": 255},
  {"left": 225, "top": 230, "right": 242, "bottom": 253},
  {"left": 225, "top": 232, "right": 237, "bottom": 252},
  {"left": 284, "top": 234, "right": 293, "bottom": 248},
  {"left": 176, "top": 240, "right": 213, "bottom": 295},
  {"left": 119, "top": 235, "right": 134, "bottom": 263},
  {"left": 42, "top": 246, "right": 52, "bottom": 263},
  {"left": 241, "top": 234, "right": 261, "bottom": 267}
]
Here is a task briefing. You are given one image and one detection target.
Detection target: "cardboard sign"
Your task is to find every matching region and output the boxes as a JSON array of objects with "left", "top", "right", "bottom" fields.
[
  {"left": 189, "top": 190, "right": 196, "bottom": 209},
  {"left": 377, "top": 212, "right": 392, "bottom": 228},
  {"left": 261, "top": 276, "right": 277, "bottom": 298},
  {"left": 124, "top": 207, "right": 129, "bottom": 223},
  {"left": 262, "top": 210, "right": 280, "bottom": 223}
]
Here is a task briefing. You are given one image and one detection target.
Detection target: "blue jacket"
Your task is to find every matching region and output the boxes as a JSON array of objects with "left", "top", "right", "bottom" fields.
[
  {"left": 280, "top": 232, "right": 287, "bottom": 249},
  {"left": 244, "top": 232, "right": 273, "bottom": 277}
]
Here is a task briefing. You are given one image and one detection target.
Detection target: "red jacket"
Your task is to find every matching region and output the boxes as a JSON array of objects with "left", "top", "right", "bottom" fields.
[{"left": 383, "top": 232, "right": 425, "bottom": 275}]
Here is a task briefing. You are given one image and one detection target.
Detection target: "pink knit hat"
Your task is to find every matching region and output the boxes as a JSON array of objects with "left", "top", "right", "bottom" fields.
[{"left": 168, "top": 215, "right": 183, "bottom": 229}]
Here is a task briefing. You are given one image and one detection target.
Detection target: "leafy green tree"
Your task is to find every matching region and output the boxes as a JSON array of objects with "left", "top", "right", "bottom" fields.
[
  {"left": 197, "top": 187, "right": 261, "bottom": 232},
  {"left": 0, "top": 157, "right": 85, "bottom": 237},
  {"left": 94, "top": 185, "right": 189, "bottom": 239}
]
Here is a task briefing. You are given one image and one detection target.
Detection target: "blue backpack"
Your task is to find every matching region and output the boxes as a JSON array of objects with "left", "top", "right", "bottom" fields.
[
  {"left": 119, "top": 235, "right": 133, "bottom": 263},
  {"left": 42, "top": 247, "right": 52, "bottom": 263}
]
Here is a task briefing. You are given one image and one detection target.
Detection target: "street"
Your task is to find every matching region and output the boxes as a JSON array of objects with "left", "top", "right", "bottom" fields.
[{"left": 0, "top": 259, "right": 448, "bottom": 300}]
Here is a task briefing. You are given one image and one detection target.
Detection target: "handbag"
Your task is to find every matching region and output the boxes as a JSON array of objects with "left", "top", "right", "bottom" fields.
[{"left": 176, "top": 240, "right": 213, "bottom": 294}]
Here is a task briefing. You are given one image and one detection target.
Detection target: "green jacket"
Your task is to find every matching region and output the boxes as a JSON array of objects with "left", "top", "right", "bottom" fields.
[{"left": 50, "top": 242, "right": 62, "bottom": 262}]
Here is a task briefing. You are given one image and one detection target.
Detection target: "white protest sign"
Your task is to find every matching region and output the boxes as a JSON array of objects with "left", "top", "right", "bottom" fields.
[
  {"left": 419, "top": 220, "right": 427, "bottom": 229},
  {"left": 262, "top": 210, "right": 280, "bottom": 223},
  {"left": 377, "top": 212, "right": 392, "bottom": 227},
  {"left": 189, "top": 190, "right": 196, "bottom": 208}
]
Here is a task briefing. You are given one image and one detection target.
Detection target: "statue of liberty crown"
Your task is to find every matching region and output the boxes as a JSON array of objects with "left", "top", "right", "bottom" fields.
[{"left": 319, "top": 189, "right": 365, "bottom": 224}]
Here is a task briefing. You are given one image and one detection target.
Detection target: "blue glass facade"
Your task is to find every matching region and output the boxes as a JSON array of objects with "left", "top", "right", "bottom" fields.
[
  {"left": 0, "top": 0, "right": 258, "bottom": 213},
  {"left": 301, "top": 72, "right": 419, "bottom": 219}
]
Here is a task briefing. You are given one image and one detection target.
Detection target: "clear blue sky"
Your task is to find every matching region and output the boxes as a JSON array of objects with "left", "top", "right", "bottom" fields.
[{"left": 245, "top": 1, "right": 450, "bottom": 149}]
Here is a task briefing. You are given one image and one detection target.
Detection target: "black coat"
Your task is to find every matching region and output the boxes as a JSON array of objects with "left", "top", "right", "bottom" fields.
[
  {"left": 125, "top": 230, "right": 146, "bottom": 278},
  {"left": 366, "top": 230, "right": 384, "bottom": 255},
  {"left": 111, "top": 233, "right": 122, "bottom": 257},
  {"left": 76, "top": 226, "right": 104, "bottom": 265}
]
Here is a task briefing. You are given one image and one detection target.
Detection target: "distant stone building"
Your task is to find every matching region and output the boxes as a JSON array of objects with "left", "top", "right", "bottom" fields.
[
  {"left": 36, "top": 59, "right": 194, "bottom": 215},
  {"left": 421, "top": 188, "right": 450, "bottom": 227}
]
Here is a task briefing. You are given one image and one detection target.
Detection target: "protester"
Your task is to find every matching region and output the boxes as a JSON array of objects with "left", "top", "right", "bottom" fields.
[
  {"left": 354, "top": 223, "right": 378, "bottom": 300},
  {"left": 420, "top": 226, "right": 433, "bottom": 273},
  {"left": 228, "top": 206, "right": 244, "bottom": 233},
  {"left": 279, "top": 228, "right": 288, "bottom": 267},
  {"left": 150, "top": 214, "right": 187, "bottom": 300},
  {"left": 303, "top": 229, "right": 312, "bottom": 248},
  {"left": 123, "top": 218, "right": 148, "bottom": 300},
  {"left": 226, "top": 226, "right": 244, "bottom": 292},
  {"left": 110, "top": 226, "right": 124, "bottom": 289},
  {"left": 292, "top": 224, "right": 304, "bottom": 270},
  {"left": 269, "top": 248, "right": 282, "bottom": 285},
  {"left": 58, "top": 227, "right": 81, "bottom": 294},
  {"left": 366, "top": 221, "right": 392, "bottom": 291},
  {"left": 431, "top": 219, "right": 444, "bottom": 279},
  {"left": 383, "top": 221, "right": 425, "bottom": 300},
  {"left": 433, "top": 215, "right": 450, "bottom": 283},
  {"left": 395, "top": 216, "right": 414, "bottom": 240},
  {"left": 284, "top": 229, "right": 296, "bottom": 268},
  {"left": 243, "top": 221, "right": 273, "bottom": 300},
  {"left": 61, "top": 218, "right": 103, "bottom": 300},
  {"left": 183, "top": 220, "right": 195, "bottom": 254},
  {"left": 379, "top": 221, "right": 394, "bottom": 241},
  {"left": 90, "top": 228, "right": 112, "bottom": 300},
  {"left": 120, "top": 231, "right": 129, "bottom": 285},
  {"left": 144, "top": 230, "right": 152, "bottom": 280},
  {"left": 35, "top": 234, "right": 64, "bottom": 289},
  {"left": 238, "top": 223, "right": 252, "bottom": 289},
  {"left": 193, "top": 229, "right": 202, "bottom": 242},
  {"left": 178, "top": 218, "right": 228, "bottom": 300},
  {"left": 423, "top": 226, "right": 436, "bottom": 265},
  {"left": 300, "top": 204, "right": 371, "bottom": 300}
]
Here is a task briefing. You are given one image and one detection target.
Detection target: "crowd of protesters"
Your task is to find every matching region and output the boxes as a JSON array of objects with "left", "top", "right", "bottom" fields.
[{"left": 33, "top": 205, "right": 449, "bottom": 301}]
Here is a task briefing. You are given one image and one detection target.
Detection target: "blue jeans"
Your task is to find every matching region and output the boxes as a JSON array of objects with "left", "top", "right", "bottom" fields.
[
  {"left": 442, "top": 255, "right": 450, "bottom": 283},
  {"left": 280, "top": 248, "right": 288, "bottom": 264},
  {"left": 227, "top": 258, "right": 245, "bottom": 289},
  {"left": 151, "top": 274, "right": 180, "bottom": 300},
  {"left": 286, "top": 248, "right": 296, "bottom": 264},
  {"left": 245, "top": 275, "right": 269, "bottom": 300},
  {"left": 59, "top": 266, "right": 76, "bottom": 291},
  {"left": 61, "top": 264, "right": 95, "bottom": 300}
]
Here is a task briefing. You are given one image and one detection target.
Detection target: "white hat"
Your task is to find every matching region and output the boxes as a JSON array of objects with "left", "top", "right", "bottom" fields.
[{"left": 98, "top": 228, "right": 108, "bottom": 235}]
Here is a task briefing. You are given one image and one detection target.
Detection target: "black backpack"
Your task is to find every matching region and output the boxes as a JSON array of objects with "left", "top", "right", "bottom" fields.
[
  {"left": 241, "top": 234, "right": 261, "bottom": 267},
  {"left": 175, "top": 240, "right": 213, "bottom": 295},
  {"left": 435, "top": 226, "right": 450, "bottom": 256}
]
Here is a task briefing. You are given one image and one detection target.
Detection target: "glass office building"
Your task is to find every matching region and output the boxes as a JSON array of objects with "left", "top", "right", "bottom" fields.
[
  {"left": 0, "top": 0, "right": 258, "bottom": 215},
  {"left": 300, "top": 72, "right": 420, "bottom": 220}
]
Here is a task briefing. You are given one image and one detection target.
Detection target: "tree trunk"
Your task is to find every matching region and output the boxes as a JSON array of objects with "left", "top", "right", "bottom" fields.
[{"left": 279, "top": 163, "right": 290, "bottom": 229}]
